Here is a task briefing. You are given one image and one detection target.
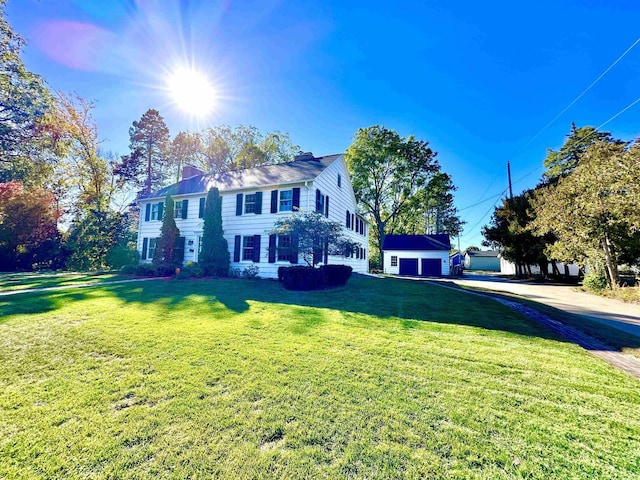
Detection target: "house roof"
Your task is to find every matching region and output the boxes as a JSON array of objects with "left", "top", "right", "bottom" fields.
[
  {"left": 465, "top": 250, "right": 499, "bottom": 257},
  {"left": 382, "top": 234, "right": 451, "bottom": 251},
  {"left": 138, "top": 154, "right": 341, "bottom": 201}
]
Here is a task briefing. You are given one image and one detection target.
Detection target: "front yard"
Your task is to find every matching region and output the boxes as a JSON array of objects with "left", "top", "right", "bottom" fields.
[{"left": 1, "top": 276, "right": 638, "bottom": 478}]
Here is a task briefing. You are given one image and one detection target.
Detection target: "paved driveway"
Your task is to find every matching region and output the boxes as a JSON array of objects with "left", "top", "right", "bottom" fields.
[{"left": 440, "top": 273, "right": 640, "bottom": 337}]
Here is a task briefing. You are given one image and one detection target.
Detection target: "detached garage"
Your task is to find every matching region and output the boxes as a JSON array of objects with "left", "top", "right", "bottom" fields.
[{"left": 382, "top": 234, "right": 451, "bottom": 277}]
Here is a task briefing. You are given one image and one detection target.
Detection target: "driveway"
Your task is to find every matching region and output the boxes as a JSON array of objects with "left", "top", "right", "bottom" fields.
[{"left": 439, "top": 272, "right": 640, "bottom": 337}]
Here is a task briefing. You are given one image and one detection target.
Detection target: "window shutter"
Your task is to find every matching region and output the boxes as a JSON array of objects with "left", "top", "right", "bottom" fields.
[
  {"left": 325, "top": 196, "right": 329, "bottom": 217},
  {"left": 268, "top": 234, "right": 276, "bottom": 263},
  {"left": 255, "top": 192, "right": 263, "bottom": 214},
  {"left": 182, "top": 199, "right": 188, "bottom": 219},
  {"left": 351, "top": 213, "right": 355, "bottom": 230},
  {"left": 324, "top": 242, "right": 329, "bottom": 264},
  {"left": 145, "top": 204, "right": 150, "bottom": 222},
  {"left": 236, "top": 194, "right": 243, "bottom": 216},
  {"left": 270, "top": 190, "right": 278, "bottom": 213},
  {"left": 315, "top": 189, "right": 321, "bottom": 213},
  {"left": 360, "top": 219, "right": 364, "bottom": 235},
  {"left": 158, "top": 202, "right": 164, "bottom": 220},
  {"left": 292, "top": 188, "right": 300, "bottom": 211},
  {"left": 177, "top": 237, "right": 186, "bottom": 261},
  {"left": 346, "top": 210, "right": 350, "bottom": 228},
  {"left": 290, "top": 235, "right": 299, "bottom": 264},
  {"left": 142, "top": 238, "right": 148, "bottom": 260},
  {"left": 252, "top": 235, "right": 261, "bottom": 262},
  {"left": 234, "top": 235, "right": 241, "bottom": 262},
  {"left": 199, "top": 197, "right": 205, "bottom": 218}
]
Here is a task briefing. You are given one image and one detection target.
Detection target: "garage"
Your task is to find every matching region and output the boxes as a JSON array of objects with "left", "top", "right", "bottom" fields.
[
  {"left": 399, "top": 258, "right": 419, "bottom": 276},
  {"left": 382, "top": 234, "right": 451, "bottom": 277}
]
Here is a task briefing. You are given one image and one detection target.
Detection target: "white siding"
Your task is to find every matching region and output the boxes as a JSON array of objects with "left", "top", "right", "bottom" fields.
[
  {"left": 383, "top": 249, "right": 450, "bottom": 276},
  {"left": 137, "top": 155, "right": 369, "bottom": 279}
]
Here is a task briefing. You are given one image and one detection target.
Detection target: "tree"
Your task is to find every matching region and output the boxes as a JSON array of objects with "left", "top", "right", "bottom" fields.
[
  {"left": 170, "top": 131, "right": 202, "bottom": 182},
  {"left": 115, "top": 109, "right": 170, "bottom": 196},
  {"left": 532, "top": 139, "right": 640, "bottom": 287},
  {"left": 345, "top": 125, "right": 447, "bottom": 268},
  {"left": 200, "top": 125, "right": 298, "bottom": 174},
  {"left": 153, "top": 194, "right": 182, "bottom": 268},
  {"left": 543, "top": 122, "right": 614, "bottom": 183},
  {"left": 271, "top": 211, "right": 357, "bottom": 267},
  {"left": 199, "top": 187, "right": 230, "bottom": 276},
  {"left": 0, "top": 181, "right": 61, "bottom": 271}
]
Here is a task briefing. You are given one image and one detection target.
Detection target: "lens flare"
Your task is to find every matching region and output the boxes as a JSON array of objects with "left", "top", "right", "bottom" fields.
[{"left": 167, "top": 67, "right": 217, "bottom": 117}]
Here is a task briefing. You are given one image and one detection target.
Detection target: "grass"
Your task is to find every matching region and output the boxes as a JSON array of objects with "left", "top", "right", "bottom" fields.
[
  {"left": 589, "top": 285, "right": 640, "bottom": 304},
  {"left": 0, "top": 271, "right": 129, "bottom": 292},
  {"left": 1, "top": 275, "right": 639, "bottom": 479}
]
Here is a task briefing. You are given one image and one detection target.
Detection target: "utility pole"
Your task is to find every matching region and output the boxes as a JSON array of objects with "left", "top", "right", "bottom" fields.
[{"left": 507, "top": 160, "right": 513, "bottom": 199}]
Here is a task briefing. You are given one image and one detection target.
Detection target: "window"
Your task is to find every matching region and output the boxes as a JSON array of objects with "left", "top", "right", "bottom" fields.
[
  {"left": 337, "top": 173, "right": 342, "bottom": 188},
  {"left": 242, "top": 236, "right": 254, "bottom": 261},
  {"left": 148, "top": 238, "right": 158, "bottom": 259},
  {"left": 244, "top": 194, "right": 256, "bottom": 214},
  {"left": 174, "top": 200, "right": 184, "bottom": 218},
  {"left": 279, "top": 190, "right": 293, "bottom": 212},
  {"left": 277, "top": 235, "right": 293, "bottom": 262},
  {"left": 151, "top": 203, "right": 162, "bottom": 220},
  {"left": 315, "top": 189, "right": 325, "bottom": 214},
  {"left": 391, "top": 256, "right": 398, "bottom": 267}
]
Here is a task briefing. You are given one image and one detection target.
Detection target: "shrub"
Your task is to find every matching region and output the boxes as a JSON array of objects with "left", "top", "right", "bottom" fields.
[
  {"left": 120, "top": 264, "right": 138, "bottom": 275},
  {"left": 178, "top": 262, "right": 205, "bottom": 279},
  {"left": 134, "top": 263, "right": 161, "bottom": 277},
  {"left": 320, "top": 265, "right": 352, "bottom": 287},
  {"left": 583, "top": 272, "right": 608, "bottom": 291},
  {"left": 241, "top": 265, "right": 260, "bottom": 279},
  {"left": 280, "top": 266, "right": 326, "bottom": 290}
]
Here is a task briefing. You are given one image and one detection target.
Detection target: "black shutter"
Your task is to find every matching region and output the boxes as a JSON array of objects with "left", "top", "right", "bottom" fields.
[
  {"left": 268, "top": 234, "right": 276, "bottom": 263},
  {"left": 292, "top": 188, "right": 300, "bottom": 211},
  {"left": 325, "top": 196, "right": 329, "bottom": 217},
  {"left": 346, "top": 210, "right": 350, "bottom": 228},
  {"left": 199, "top": 198, "right": 205, "bottom": 218},
  {"left": 270, "top": 190, "right": 278, "bottom": 213},
  {"left": 142, "top": 238, "right": 148, "bottom": 260},
  {"left": 145, "top": 204, "right": 150, "bottom": 222},
  {"left": 315, "top": 189, "right": 321, "bottom": 213},
  {"left": 360, "top": 219, "right": 364, "bottom": 235},
  {"left": 255, "top": 192, "right": 262, "bottom": 214},
  {"left": 351, "top": 214, "right": 355, "bottom": 229},
  {"left": 236, "top": 194, "right": 243, "bottom": 216},
  {"left": 158, "top": 202, "right": 164, "bottom": 220},
  {"left": 252, "top": 235, "right": 261, "bottom": 262},
  {"left": 176, "top": 237, "right": 186, "bottom": 261},
  {"left": 234, "top": 235, "right": 241, "bottom": 262},
  {"left": 290, "top": 235, "right": 299, "bottom": 264},
  {"left": 182, "top": 199, "right": 188, "bottom": 219},
  {"left": 324, "top": 242, "right": 329, "bottom": 264}
]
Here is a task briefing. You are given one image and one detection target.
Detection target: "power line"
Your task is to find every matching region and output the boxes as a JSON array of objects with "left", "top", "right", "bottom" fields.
[
  {"left": 519, "top": 36, "right": 640, "bottom": 152},
  {"left": 458, "top": 190, "right": 506, "bottom": 212}
]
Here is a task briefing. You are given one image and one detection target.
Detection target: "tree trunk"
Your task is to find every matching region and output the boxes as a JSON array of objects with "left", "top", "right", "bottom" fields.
[
  {"left": 551, "top": 261, "right": 561, "bottom": 277},
  {"left": 377, "top": 218, "right": 386, "bottom": 271},
  {"left": 601, "top": 233, "right": 619, "bottom": 288}
]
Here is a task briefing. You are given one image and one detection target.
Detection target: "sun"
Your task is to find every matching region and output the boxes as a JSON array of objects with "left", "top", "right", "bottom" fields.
[{"left": 167, "top": 67, "right": 217, "bottom": 117}]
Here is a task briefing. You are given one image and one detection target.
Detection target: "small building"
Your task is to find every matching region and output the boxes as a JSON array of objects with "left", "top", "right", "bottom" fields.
[
  {"left": 383, "top": 234, "right": 451, "bottom": 276},
  {"left": 464, "top": 250, "right": 500, "bottom": 271}
]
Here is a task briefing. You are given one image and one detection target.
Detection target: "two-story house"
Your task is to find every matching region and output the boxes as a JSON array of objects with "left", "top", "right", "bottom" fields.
[{"left": 136, "top": 152, "right": 369, "bottom": 279}]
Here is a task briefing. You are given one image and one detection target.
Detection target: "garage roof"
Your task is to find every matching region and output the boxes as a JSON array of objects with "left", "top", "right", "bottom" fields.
[{"left": 383, "top": 234, "right": 451, "bottom": 251}]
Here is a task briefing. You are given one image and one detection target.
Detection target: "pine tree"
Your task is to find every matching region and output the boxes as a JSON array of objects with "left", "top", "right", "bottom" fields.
[
  {"left": 153, "top": 194, "right": 181, "bottom": 269},
  {"left": 199, "top": 187, "right": 230, "bottom": 276}
]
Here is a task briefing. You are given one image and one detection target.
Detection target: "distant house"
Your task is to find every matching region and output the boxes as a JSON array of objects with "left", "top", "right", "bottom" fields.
[
  {"left": 450, "top": 251, "right": 464, "bottom": 269},
  {"left": 136, "top": 153, "right": 369, "bottom": 279},
  {"left": 464, "top": 250, "right": 500, "bottom": 271},
  {"left": 382, "top": 234, "right": 451, "bottom": 276}
]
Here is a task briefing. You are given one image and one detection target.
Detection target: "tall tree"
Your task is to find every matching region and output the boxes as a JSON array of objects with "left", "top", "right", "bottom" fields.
[
  {"left": 153, "top": 194, "right": 181, "bottom": 268},
  {"left": 0, "top": 0, "right": 55, "bottom": 184},
  {"left": 532, "top": 139, "right": 640, "bottom": 287},
  {"left": 543, "top": 122, "right": 614, "bottom": 183},
  {"left": 199, "top": 187, "right": 230, "bottom": 276},
  {"left": 116, "top": 109, "right": 170, "bottom": 196},
  {"left": 345, "top": 125, "right": 445, "bottom": 268},
  {"left": 170, "top": 131, "right": 202, "bottom": 182}
]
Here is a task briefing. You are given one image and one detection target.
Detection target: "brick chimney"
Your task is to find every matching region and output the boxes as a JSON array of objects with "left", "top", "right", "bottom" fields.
[
  {"left": 181, "top": 165, "right": 205, "bottom": 180},
  {"left": 294, "top": 151, "right": 315, "bottom": 161}
]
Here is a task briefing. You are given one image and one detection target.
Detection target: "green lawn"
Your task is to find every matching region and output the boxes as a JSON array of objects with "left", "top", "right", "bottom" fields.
[
  {"left": 1, "top": 276, "right": 639, "bottom": 479},
  {"left": 0, "top": 271, "right": 128, "bottom": 292}
]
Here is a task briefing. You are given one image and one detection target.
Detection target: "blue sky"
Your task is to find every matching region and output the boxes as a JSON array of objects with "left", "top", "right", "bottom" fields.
[{"left": 6, "top": 0, "right": 640, "bottom": 248}]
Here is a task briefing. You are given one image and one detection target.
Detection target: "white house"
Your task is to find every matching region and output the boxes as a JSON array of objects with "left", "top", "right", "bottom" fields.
[
  {"left": 136, "top": 153, "right": 369, "bottom": 279},
  {"left": 382, "top": 234, "right": 451, "bottom": 276}
]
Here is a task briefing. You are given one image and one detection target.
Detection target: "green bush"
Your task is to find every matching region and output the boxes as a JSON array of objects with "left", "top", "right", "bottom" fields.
[
  {"left": 178, "top": 263, "right": 205, "bottom": 279},
  {"left": 320, "top": 265, "right": 353, "bottom": 286},
  {"left": 279, "top": 265, "right": 352, "bottom": 290},
  {"left": 583, "top": 272, "right": 608, "bottom": 291}
]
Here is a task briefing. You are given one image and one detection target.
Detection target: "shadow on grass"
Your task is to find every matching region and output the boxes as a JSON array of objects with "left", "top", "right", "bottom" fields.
[{"left": 0, "top": 275, "right": 575, "bottom": 343}]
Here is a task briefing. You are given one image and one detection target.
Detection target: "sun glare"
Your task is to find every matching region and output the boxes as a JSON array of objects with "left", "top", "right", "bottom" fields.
[{"left": 167, "top": 67, "right": 217, "bottom": 117}]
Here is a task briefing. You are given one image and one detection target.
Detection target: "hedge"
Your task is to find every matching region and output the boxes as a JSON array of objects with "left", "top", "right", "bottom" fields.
[{"left": 279, "top": 265, "right": 353, "bottom": 290}]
